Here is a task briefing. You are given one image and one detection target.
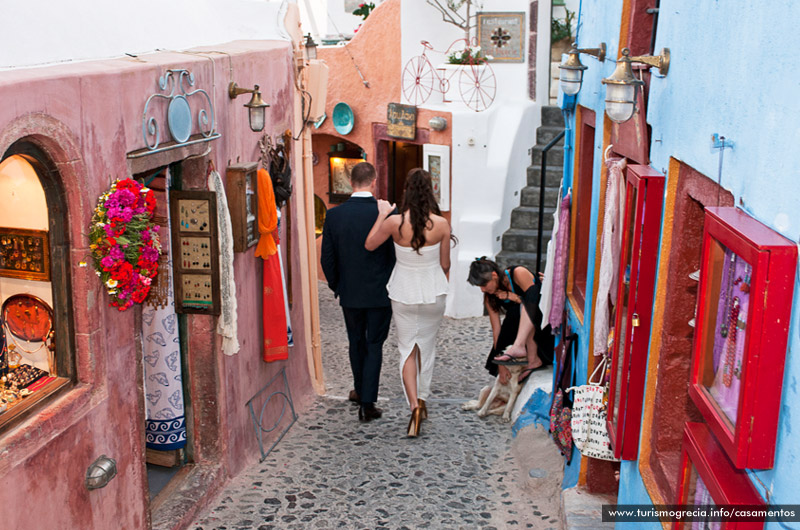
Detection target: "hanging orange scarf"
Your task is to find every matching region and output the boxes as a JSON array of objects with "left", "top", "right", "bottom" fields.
[{"left": 255, "top": 169, "right": 288, "bottom": 362}]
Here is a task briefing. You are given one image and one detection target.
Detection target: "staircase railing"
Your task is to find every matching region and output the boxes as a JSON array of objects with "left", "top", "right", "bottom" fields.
[{"left": 536, "top": 130, "right": 565, "bottom": 274}]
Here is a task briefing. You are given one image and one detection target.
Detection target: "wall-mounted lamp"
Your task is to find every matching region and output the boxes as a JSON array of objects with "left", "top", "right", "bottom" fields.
[
  {"left": 428, "top": 116, "right": 447, "bottom": 131},
  {"left": 601, "top": 47, "right": 670, "bottom": 123},
  {"left": 558, "top": 42, "right": 607, "bottom": 96},
  {"left": 304, "top": 34, "right": 318, "bottom": 61},
  {"left": 228, "top": 82, "right": 270, "bottom": 132},
  {"left": 85, "top": 455, "right": 117, "bottom": 490}
]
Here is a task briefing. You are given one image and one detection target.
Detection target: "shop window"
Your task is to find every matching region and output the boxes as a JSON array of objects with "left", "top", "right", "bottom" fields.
[
  {"left": 675, "top": 423, "right": 765, "bottom": 530},
  {"left": 0, "top": 143, "right": 74, "bottom": 431},
  {"left": 690, "top": 207, "right": 796, "bottom": 469},
  {"left": 568, "top": 106, "right": 595, "bottom": 317},
  {"left": 606, "top": 165, "right": 664, "bottom": 460},
  {"left": 643, "top": 161, "right": 732, "bottom": 502}
]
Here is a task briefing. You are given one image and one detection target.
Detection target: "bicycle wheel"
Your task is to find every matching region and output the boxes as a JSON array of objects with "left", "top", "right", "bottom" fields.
[
  {"left": 402, "top": 56, "right": 435, "bottom": 106},
  {"left": 459, "top": 63, "right": 497, "bottom": 112}
]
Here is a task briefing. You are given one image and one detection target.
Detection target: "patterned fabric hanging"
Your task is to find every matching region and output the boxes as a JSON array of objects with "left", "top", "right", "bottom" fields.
[{"left": 142, "top": 171, "right": 186, "bottom": 450}]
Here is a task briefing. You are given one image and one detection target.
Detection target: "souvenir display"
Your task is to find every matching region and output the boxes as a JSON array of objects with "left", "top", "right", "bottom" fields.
[
  {"left": 606, "top": 165, "right": 664, "bottom": 460},
  {"left": 2, "top": 294, "right": 55, "bottom": 374},
  {"left": 0, "top": 227, "right": 50, "bottom": 281},
  {"left": 169, "top": 190, "right": 221, "bottom": 315},
  {"left": 225, "top": 162, "right": 259, "bottom": 252},
  {"left": 690, "top": 207, "right": 797, "bottom": 469},
  {"left": 675, "top": 423, "right": 765, "bottom": 530},
  {"left": 88, "top": 178, "right": 161, "bottom": 311}
]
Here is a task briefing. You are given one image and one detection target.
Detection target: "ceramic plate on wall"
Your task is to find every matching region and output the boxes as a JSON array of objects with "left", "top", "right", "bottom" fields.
[{"left": 332, "top": 103, "right": 354, "bottom": 135}]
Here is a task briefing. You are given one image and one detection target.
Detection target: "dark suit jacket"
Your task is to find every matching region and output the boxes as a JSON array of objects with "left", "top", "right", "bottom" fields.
[{"left": 320, "top": 196, "right": 395, "bottom": 308}]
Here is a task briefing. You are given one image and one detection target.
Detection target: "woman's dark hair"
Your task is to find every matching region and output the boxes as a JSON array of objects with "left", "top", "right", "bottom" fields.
[
  {"left": 467, "top": 257, "right": 509, "bottom": 313},
  {"left": 399, "top": 168, "right": 446, "bottom": 252}
]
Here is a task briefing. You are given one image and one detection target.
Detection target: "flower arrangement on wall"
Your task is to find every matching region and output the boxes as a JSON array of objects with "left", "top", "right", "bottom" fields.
[
  {"left": 88, "top": 178, "right": 161, "bottom": 311},
  {"left": 447, "top": 45, "right": 491, "bottom": 65},
  {"left": 352, "top": 2, "right": 375, "bottom": 20}
]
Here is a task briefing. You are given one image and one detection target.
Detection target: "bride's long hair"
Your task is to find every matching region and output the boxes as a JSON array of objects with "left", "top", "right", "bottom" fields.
[{"left": 398, "top": 168, "right": 443, "bottom": 252}]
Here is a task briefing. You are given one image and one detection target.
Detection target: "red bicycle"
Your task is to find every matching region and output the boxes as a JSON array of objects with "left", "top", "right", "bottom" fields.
[{"left": 402, "top": 39, "right": 497, "bottom": 112}]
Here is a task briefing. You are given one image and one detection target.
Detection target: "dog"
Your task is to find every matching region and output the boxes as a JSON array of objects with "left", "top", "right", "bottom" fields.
[{"left": 462, "top": 363, "right": 525, "bottom": 423}]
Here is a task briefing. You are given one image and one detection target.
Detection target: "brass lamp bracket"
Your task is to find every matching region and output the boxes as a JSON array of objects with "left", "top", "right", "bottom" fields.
[
  {"left": 574, "top": 42, "right": 607, "bottom": 62},
  {"left": 629, "top": 48, "right": 670, "bottom": 76},
  {"left": 228, "top": 82, "right": 257, "bottom": 99}
]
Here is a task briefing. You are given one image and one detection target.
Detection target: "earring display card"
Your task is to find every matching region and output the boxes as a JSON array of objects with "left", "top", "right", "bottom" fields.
[
  {"left": 0, "top": 227, "right": 50, "bottom": 281},
  {"left": 690, "top": 207, "right": 797, "bottom": 469},
  {"left": 170, "top": 191, "right": 221, "bottom": 315}
]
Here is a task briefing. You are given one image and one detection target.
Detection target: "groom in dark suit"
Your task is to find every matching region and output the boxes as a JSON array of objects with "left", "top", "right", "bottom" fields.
[{"left": 320, "top": 162, "right": 395, "bottom": 422}]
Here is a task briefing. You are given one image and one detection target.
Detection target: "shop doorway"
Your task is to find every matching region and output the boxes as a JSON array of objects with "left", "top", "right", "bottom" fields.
[
  {"left": 387, "top": 141, "right": 422, "bottom": 205},
  {"left": 134, "top": 165, "right": 192, "bottom": 502}
]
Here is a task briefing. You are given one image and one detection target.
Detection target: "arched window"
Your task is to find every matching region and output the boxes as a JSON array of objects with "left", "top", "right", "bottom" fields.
[{"left": 0, "top": 142, "right": 75, "bottom": 431}]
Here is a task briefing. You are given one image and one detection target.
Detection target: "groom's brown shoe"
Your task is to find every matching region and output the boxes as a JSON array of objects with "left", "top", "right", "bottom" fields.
[
  {"left": 358, "top": 404, "right": 383, "bottom": 422},
  {"left": 348, "top": 390, "right": 360, "bottom": 404}
]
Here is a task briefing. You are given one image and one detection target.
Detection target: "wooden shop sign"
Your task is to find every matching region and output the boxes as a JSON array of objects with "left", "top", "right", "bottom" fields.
[{"left": 386, "top": 103, "right": 416, "bottom": 140}]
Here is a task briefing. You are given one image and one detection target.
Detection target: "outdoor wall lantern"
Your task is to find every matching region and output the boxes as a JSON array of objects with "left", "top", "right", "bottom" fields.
[
  {"left": 304, "top": 34, "right": 318, "bottom": 60},
  {"left": 428, "top": 116, "right": 447, "bottom": 131},
  {"left": 228, "top": 82, "right": 270, "bottom": 132},
  {"left": 558, "top": 42, "right": 607, "bottom": 96},
  {"left": 601, "top": 47, "right": 670, "bottom": 123},
  {"left": 85, "top": 455, "right": 117, "bottom": 490}
]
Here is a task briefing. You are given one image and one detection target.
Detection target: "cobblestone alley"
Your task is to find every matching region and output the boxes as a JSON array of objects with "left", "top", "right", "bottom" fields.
[{"left": 189, "top": 284, "right": 563, "bottom": 530}]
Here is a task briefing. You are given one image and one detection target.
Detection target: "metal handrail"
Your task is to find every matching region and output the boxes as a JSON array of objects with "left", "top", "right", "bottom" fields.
[{"left": 536, "top": 129, "right": 566, "bottom": 274}]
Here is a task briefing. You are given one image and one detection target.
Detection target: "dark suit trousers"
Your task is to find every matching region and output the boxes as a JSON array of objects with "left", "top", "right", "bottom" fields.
[{"left": 341, "top": 306, "right": 392, "bottom": 404}]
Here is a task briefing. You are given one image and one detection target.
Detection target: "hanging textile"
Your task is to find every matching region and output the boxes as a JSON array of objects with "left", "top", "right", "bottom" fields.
[
  {"left": 548, "top": 190, "right": 571, "bottom": 330},
  {"left": 539, "top": 185, "right": 563, "bottom": 322},
  {"left": 255, "top": 168, "right": 289, "bottom": 362},
  {"left": 277, "top": 209, "right": 293, "bottom": 347},
  {"left": 142, "top": 173, "right": 187, "bottom": 451},
  {"left": 208, "top": 165, "right": 240, "bottom": 355},
  {"left": 592, "top": 158, "right": 626, "bottom": 357}
]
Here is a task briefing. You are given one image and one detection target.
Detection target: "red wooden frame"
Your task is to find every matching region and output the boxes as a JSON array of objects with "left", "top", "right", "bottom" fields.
[
  {"left": 606, "top": 164, "right": 664, "bottom": 460},
  {"left": 569, "top": 107, "right": 595, "bottom": 314},
  {"left": 675, "top": 423, "right": 765, "bottom": 530},
  {"left": 689, "top": 207, "right": 796, "bottom": 469}
]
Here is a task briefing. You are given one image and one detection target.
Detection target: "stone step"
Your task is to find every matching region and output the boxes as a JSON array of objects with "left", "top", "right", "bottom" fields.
[
  {"left": 537, "top": 126, "right": 566, "bottom": 147},
  {"left": 511, "top": 206, "right": 556, "bottom": 231},
  {"left": 501, "top": 228, "right": 553, "bottom": 253},
  {"left": 531, "top": 144, "right": 565, "bottom": 167},
  {"left": 527, "top": 165, "right": 563, "bottom": 188},
  {"left": 495, "top": 250, "right": 544, "bottom": 274},
  {"left": 520, "top": 185, "right": 561, "bottom": 208},
  {"left": 541, "top": 105, "right": 564, "bottom": 127}
]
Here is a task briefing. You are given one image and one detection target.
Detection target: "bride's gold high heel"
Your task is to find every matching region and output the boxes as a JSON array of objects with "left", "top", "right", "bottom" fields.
[
  {"left": 418, "top": 399, "right": 428, "bottom": 421},
  {"left": 407, "top": 406, "right": 422, "bottom": 437}
]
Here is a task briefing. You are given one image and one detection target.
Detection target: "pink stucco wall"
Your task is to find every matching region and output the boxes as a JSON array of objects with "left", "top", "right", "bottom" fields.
[
  {"left": 0, "top": 41, "right": 314, "bottom": 529},
  {"left": 312, "top": 0, "right": 452, "bottom": 281}
]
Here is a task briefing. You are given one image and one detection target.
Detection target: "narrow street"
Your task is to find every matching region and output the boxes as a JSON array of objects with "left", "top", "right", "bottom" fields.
[{"left": 190, "top": 283, "right": 563, "bottom": 530}]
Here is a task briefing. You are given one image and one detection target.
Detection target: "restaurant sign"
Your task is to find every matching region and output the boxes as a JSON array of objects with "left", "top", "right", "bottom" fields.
[{"left": 387, "top": 103, "right": 416, "bottom": 140}]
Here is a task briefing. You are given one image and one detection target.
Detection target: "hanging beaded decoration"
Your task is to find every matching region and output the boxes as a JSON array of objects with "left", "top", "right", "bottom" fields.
[
  {"left": 722, "top": 296, "right": 740, "bottom": 387},
  {"left": 720, "top": 253, "right": 737, "bottom": 338},
  {"left": 145, "top": 216, "right": 170, "bottom": 309}
]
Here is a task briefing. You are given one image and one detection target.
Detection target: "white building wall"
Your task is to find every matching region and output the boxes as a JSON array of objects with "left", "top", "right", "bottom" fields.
[
  {"left": 401, "top": 0, "right": 551, "bottom": 318},
  {"left": 0, "top": 0, "right": 289, "bottom": 70}
]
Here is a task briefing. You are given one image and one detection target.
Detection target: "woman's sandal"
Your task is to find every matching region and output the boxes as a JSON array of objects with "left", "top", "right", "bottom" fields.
[
  {"left": 518, "top": 364, "right": 545, "bottom": 384},
  {"left": 492, "top": 353, "right": 528, "bottom": 366}
]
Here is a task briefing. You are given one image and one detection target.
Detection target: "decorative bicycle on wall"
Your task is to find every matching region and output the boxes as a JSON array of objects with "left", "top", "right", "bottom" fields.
[{"left": 402, "top": 39, "right": 497, "bottom": 112}]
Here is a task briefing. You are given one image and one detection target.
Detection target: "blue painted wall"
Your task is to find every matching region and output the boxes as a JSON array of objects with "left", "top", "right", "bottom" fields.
[{"left": 564, "top": 0, "right": 800, "bottom": 527}]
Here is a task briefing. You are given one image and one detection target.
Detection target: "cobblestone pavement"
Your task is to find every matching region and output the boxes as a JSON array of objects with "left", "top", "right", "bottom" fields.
[{"left": 190, "top": 284, "right": 563, "bottom": 530}]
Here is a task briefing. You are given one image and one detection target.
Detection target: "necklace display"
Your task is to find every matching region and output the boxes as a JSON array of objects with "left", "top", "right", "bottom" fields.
[
  {"left": 720, "top": 253, "right": 736, "bottom": 338},
  {"left": 722, "top": 297, "right": 740, "bottom": 387}
]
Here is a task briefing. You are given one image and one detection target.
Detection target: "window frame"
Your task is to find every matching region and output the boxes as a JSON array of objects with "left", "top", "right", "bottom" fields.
[{"left": 0, "top": 142, "right": 76, "bottom": 433}]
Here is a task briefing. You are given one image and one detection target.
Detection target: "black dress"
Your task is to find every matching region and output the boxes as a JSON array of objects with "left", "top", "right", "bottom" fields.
[{"left": 484, "top": 266, "right": 555, "bottom": 377}]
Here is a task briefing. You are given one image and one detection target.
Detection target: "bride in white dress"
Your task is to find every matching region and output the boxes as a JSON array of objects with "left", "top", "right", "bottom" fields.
[{"left": 365, "top": 168, "right": 452, "bottom": 437}]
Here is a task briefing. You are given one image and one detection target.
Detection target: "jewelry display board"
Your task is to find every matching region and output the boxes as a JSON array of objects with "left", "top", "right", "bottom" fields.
[
  {"left": 0, "top": 227, "right": 50, "bottom": 281},
  {"left": 675, "top": 423, "right": 765, "bottom": 530},
  {"left": 226, "top": 162, "right": 259, "bottom": 252},
  {"left": 169, "top": 190, "right": 221, "bottom": 315},
  {"left": 690, "top": 207, "right": 797, "bottom": 469},
  {"left": 606, "top": 165, "right": 664, "bottom": 460}
]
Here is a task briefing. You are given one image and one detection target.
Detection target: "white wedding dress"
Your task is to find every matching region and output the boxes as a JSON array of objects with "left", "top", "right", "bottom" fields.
[{"left": 386, "top": 242, "right": 448, "bottom": 405}]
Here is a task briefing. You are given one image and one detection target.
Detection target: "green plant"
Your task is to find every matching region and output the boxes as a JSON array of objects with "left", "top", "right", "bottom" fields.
[
  {"left": 551, "top": 8, "right": 575, "bottom": 43},
  {"left": 353, "top": 2, "right": 375, "bottom": 20},
  {"left": 447, "top": 45, "right": 491, "bottom": 65}
]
